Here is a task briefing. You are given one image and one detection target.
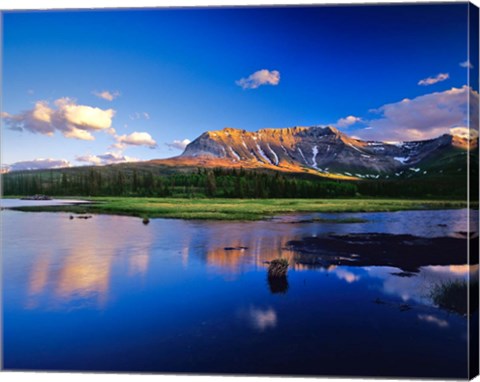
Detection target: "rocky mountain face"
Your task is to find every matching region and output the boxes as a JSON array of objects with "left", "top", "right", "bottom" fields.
[{"left": 178, "top": 126, "right": 475, "bottom": 179}]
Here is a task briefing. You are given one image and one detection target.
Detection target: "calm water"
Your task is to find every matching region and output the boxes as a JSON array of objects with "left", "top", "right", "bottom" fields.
[
  {"left": 0, "top": 198, "right": 89, "bottom": 208},
  {"left": 2, "top": 202, "right": 477, "bottom": 378}
]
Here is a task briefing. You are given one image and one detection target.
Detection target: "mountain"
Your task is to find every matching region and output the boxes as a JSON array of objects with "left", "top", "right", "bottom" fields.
[
  {"left": 152, "top": 126, "right": 476, "bottom": 180},
  {"left": 4, "top": 125, "right": 476, "bottom": 199}
]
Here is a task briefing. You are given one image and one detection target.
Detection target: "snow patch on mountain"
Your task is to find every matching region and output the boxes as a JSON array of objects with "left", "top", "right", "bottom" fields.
[
  {"left": 347, "top": 143, "right": 364, "bottom": 153},
  {"left": 267, "top": 144, "right": 279, "bottom": 165},
  {"left": 257, "top": 144, "right": 274, "bottom": 165},
  {"left": 394, "top": 157, "right": 409, "bottom": 164},
  {"left": 229, "top": 147, "right": 241, "bottom": 160},
  {"left": 311, "top": 145, "right": 319, "bottom": 169},
  {"left": 298, "top": 147, "right": 307, "bottom": 163}
]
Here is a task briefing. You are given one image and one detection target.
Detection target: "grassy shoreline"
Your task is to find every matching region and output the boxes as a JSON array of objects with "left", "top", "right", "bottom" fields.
[{"left": 3, "top": 196, "right": 471, "bottom": 221}]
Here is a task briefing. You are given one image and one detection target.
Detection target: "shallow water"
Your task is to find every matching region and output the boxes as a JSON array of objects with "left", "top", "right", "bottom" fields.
[
  {"left": 0, "top": 198, "right": 89, "bottom": 208},
  {"left": 2, "top": 205, "right": 477, "bottom": 377}
]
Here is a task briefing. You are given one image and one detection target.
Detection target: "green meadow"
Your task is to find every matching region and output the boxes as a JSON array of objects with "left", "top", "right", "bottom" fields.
[{"left": 8, "top": 197, "right": 470, "bottom": 221}]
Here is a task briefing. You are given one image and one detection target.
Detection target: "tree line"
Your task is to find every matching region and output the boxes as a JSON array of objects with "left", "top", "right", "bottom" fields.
[
  {"left": 2, "top": 167, "right": 357, "bottom": 198},
  {"left": 2, "top": 166, "right": 467, "bottom": 199}
]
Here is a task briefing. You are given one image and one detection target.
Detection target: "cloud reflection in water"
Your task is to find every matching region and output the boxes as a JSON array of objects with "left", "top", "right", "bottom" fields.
[
  {"left": 418, "top": 314, "right": 449, "bottom": 328},
  {"left": 248, "top": 307, "right": 278, "bottom": 331},
  {"left": 25, "top": 215, "right": 154, "bottom": 310}
]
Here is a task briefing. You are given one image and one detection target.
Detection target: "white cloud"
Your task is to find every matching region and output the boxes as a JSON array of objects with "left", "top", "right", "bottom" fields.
[
  {"left": 5, "top": 158, "right": 71, "bottom": 172},
  {"left": 460, "top": 60, "right": 474, "bottom": 69},
  {"left": 54, "top": 98, "right": 115, "bottom": 130},
  {"left": 115, "top": 131, "right": 157, "bottom": 148},
  {"left": 129, "top": 112, "right": 150, "bottom": 120},
  {"left": 336, "top": 115, "right": 362, "bottom": 128},
  {"left": 76, "top": 152, "right": 139, "bottom": 166},
  {"left": 3, "top": 98, "right": 116, "bottom": 141},
  {"left": 165, "top": 138, "right": 191, "bottom": 150},
  {"left": 236, "top": 69, "right": 280, "bottom": 89},
  {"left": 92, "top": 90, "right": 120, "bottom": 101},
  {"left": 450, "top": 126, "right": 479, "bottom": 140},
  {"left": 418, "top": 73, "right": 449, "bottom": 86},
  {"left": 63, "top": 127, "right": 95, "bottom": 141},
  {"left": 357, "top": 85, "right": 479, "bottom": 142},
  {"left": 2, "top": 102, "right": 55, "bottom": 135}
]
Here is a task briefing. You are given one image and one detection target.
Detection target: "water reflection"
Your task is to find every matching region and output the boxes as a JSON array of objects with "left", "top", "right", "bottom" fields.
[
  {"left": 428, "top": 264, "right": 479, "bottom": 278},
  {"left": 28, "top": 252, "right": 51, "bottom": 295},
  {"left": 267, "top": 276, "right": 289, "bottom": 294},
  {"left": 332, "top": 267, "right": 360, "bottom": 283},
  {"left": 8, "top": 208, "right": 476, "bottom": 311},
  {"left": 206, "top": 243, "right": 251, "bottom": 271},
  {"left": 199, "top": 209, "right": 477, "bottom": 275},
  {"left": 20, "top": 214, "right": 155, "bottom": 309},
  {"left": 1, "top": 198, "right": 89, "bottom": 208},
  {"left": 418, "top": 314, "right": 449, "bottom": 328},
  {"left": 247, "top": 306, "right": 278, "bottom": 331},
  {"left": 201, "top": 231, "right": 295, "bottom": 273},
  {"left": 55, "top": 244, "right": 113, "bottom": 307},
  {"left": 26, "top": 251, "right": 53, "bottom": 309},
  {"left": 128, "top": 251, "right": 150, "bottom": 277},
  {"left": 286, "top": 262, "right": 472, "bottom": 308},
  {"left": 365, "top": 264, "right": 471, "bottom": 305},
  {"left": 3, "top": 208, "right": 474, "bottom": 376}
]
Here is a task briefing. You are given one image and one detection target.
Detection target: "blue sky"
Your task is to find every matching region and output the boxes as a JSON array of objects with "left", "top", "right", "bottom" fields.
[{"left": 1, "top": 3, "right": 475, "bottom": 170}]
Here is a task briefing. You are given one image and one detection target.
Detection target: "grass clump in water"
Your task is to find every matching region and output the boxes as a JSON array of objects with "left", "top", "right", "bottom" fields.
[
  {"left": 268, "top": 258, "right": 289, "bottom": 278},
  {"left": 267, "top": 258, "right": 289, "bottom": 294},
  {"left": 429, "top": 279, "right": 479, "bottom": 315}
]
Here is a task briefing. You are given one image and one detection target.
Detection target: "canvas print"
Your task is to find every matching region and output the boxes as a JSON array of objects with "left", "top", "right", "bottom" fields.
[{"left": 1, "top": 2, "right": 479, "bottom": 379}]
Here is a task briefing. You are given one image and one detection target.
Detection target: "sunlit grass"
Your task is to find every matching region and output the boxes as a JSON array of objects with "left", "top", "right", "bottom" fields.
[{"left": 7, "top": 197, "right": 469, "bottom": 221}]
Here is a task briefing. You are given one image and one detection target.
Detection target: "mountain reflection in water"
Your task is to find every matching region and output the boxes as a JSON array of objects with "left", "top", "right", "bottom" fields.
[{"left": 9, "top": 209, "right": 476, "bottom": 310}]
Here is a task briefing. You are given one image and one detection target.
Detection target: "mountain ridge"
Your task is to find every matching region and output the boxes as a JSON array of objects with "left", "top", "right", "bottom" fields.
[{"left": 152, "top": 125, "right": 475, "bottom": 180}]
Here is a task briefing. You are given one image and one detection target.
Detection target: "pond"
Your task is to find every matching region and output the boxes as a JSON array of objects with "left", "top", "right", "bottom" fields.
[{"left": 2, "top": 202, "right": 477, "bottom": 378}]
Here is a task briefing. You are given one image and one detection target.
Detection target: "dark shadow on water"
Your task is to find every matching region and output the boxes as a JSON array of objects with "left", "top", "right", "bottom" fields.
[{"left": 288, "top": 233, "right": 476, "bottom": 273}]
